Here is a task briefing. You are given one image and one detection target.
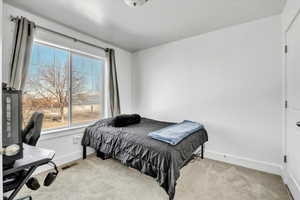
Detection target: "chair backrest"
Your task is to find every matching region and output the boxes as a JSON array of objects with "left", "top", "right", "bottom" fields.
[{"left": 22, "top": 112, "right": 44, "bottom": 146}]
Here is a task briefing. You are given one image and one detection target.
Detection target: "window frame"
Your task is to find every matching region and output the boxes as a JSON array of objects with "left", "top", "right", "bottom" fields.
[{"left": 26, "top": 40, "right": 107, "bottom": 134}]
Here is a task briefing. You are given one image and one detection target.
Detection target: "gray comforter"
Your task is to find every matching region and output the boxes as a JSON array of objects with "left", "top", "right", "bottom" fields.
[{"left": 81, "top": 118, "right": 208, "bottom": 200}]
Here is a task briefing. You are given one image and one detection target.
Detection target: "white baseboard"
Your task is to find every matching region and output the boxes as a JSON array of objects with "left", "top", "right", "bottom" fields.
[
  {"left": 284, "top": 170, "right": 300, "bottom": 200},
  {"left": 205, "top": 150, "right": 282, "bottom": 175},
  {"left": 35, "top": 148, "right": 282, "bottom": 178}
]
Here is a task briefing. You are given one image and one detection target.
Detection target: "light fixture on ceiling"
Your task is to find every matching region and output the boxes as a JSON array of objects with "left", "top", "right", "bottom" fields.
[{"left": 124, "top": 0, "right": 149, "bottom": 7}]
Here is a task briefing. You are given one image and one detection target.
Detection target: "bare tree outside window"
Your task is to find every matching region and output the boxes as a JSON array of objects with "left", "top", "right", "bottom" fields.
[{"left": 23, "top": 42, "right": 104, "bottom": 130}]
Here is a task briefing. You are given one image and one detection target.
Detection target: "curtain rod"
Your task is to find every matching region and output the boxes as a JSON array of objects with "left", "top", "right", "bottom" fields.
[{"left": 10, "top": 16, "right": 109, "bottom": 52}]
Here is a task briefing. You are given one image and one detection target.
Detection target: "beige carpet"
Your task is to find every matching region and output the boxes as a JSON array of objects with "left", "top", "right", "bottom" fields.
[{"left": 17, "top": 156, "right": 289, "bottom": 200}]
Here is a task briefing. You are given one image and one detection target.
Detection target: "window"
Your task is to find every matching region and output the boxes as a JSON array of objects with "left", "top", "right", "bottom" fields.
[
  {"left": 23, "top": 42, "right": 105, "bottom": 131},
  {"left": 71, "top": 53, "right": 104, "bottom": 125}
]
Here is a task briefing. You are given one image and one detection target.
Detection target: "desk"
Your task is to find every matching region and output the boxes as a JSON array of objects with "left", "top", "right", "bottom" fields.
[{"left": 3, "top": 144, "right": 55, "bottom": 200}]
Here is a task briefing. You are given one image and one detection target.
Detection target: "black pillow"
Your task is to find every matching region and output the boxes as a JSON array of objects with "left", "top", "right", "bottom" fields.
[{"left": 111, "top": 114, "right": 141, "bottom": 127}]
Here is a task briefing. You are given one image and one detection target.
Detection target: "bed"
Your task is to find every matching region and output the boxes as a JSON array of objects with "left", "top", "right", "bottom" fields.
[{"left": 81, "top": 117, "right": 208, "bottom": 200}]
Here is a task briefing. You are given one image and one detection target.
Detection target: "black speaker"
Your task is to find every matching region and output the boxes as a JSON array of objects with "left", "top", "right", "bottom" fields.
[
  {"left": 26, "top": 177, "right": 40, "bottom": 190},
  {"left": 44, "top": 161, "right": 59, "bottom": 187},
  {"left": 44, "top": 172, "right": 58, "bottom": 186},
  {"left": 2, "top": 83, "right": 23, "bottom": 169}
]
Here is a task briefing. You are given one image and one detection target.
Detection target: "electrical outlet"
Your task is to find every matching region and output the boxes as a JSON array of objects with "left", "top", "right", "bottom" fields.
[{"left": 73, "top": 135, "right": 81, "bottom": 144}]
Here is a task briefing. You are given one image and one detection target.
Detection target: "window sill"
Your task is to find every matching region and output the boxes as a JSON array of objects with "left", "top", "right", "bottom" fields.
[
  {"left": 42, "top": 124, "right": 92, "bottom": 135},
  {"left": 39, "top": 124, "right": 92, "bottom": 141}
]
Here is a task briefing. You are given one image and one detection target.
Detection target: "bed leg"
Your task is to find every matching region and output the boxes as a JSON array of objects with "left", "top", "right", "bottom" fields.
[
  {"left": 83, "top": 145, "right": 87, "bottom": 160},
  {"left": 201, "top": 144, "right": 204, "bottom": 159}
]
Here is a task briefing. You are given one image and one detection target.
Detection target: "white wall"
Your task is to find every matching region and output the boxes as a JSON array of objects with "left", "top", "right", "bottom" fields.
[
  {"left": 132, "top": 15, "right": 283, "bottom": 174},
  {"left": 2, "top": 4, "right": 133, "bottom": 166}
]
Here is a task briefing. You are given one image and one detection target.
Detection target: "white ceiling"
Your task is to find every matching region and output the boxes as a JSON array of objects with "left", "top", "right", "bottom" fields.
[{"left": 5, "top": 0, "right": 286, "bottom": 52}]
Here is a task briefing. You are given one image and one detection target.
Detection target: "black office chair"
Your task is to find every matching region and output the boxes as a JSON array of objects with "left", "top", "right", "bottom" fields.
[
  {"left": 23, "top": 112, "right": 59, "bottom": 187},
  {"left": 22, "top": 112, "right": 44, "bottom": 146},
  {"left": 22, "top": 112, "right": 46, "bottom": 191}
]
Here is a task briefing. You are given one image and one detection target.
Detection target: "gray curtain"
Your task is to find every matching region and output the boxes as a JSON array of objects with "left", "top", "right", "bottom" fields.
[
  {"left": 8, "top": 17, "right": 36, "bottom": 90},
  {"left": 106, "top": 48, "right": 121, "bottom": 117}
]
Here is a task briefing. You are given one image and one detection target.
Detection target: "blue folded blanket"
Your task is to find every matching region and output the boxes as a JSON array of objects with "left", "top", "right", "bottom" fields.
[{"left": 148, "top": 120, "right": 203, "bottom": 145}]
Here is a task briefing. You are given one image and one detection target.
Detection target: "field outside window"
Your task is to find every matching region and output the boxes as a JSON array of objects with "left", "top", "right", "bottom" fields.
[{"left": 22, "top": 42, "right": 105, "bottom": 131}]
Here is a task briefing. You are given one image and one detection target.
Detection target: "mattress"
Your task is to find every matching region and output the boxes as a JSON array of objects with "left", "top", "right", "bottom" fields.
[{"left": 81, "top": 117, "right": 208, "bottom": 200}]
